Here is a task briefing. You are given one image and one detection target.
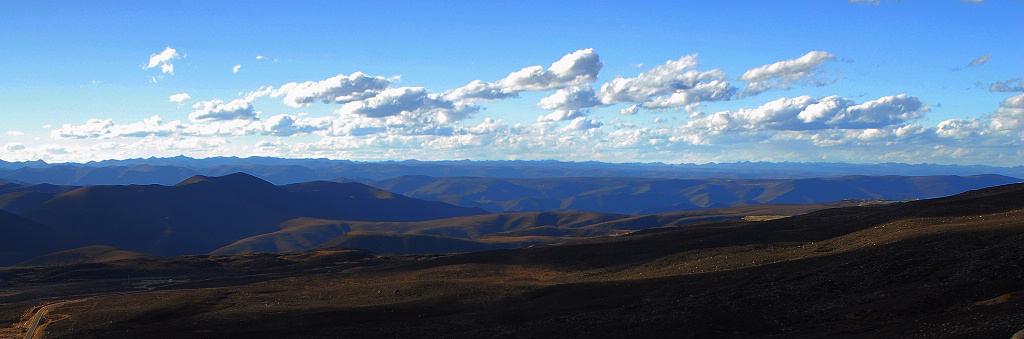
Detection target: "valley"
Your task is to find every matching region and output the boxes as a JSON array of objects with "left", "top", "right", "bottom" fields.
[
  {"left": 1, "top": 160, "right": 1023, "bottom": 338},
  {"left": 1, "top": 177, "right": 1023, "bottom": 337}
]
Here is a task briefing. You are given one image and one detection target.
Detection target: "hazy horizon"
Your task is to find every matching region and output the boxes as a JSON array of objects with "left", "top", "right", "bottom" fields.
[{"left": 2, "top": 1, "right": 1022, "bottom": 166}]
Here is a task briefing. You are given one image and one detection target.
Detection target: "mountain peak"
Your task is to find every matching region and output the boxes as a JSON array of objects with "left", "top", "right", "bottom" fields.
[{"left": 174, "top": 172, "right": 271, "bottom": 187}]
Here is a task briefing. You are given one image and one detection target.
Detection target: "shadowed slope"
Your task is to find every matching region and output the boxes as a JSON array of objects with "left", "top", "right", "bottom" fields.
[
  {"left": 16, "top": 245, "right": 159, "bottom": 267},
  {"left": 365, "top": 174, "right": 1020, "bottom": 213},
  {"left": 211, "top": 211, "right": 627, "bottom": 255},
  {"left": 281, "top": 181, "right": 488, "bottom": 221},
  {"left": 320, "top": 232, "right": 522, "bottom": 254},
  {"left": 0, "top": 209, "right": 82, "bottom": 266},
  {"left": 12, "top": 183, "right": 1024, "bottom": 338},
  {"left": 0, "top": 182, "right": 79, "bottom": 214},
  {"left": 15, "top": 173, "right": 485, "bottom": 257},
  {"left": 212, "top": 201, "right": 881, "bottom": 255}
]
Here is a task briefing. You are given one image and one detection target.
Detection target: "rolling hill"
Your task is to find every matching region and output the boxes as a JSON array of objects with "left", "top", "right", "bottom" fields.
[
  {"left": 7, "top": 173, "right": 485, "bottom": 257},
  {"left": 14, "top": 245, "right": 160, "bottom": 267},
  {"left": 212, "top": 201, "right": 876, "bottom": 255},
  {"left": 360, "top": 174, "right": 1021, "bottom": 213},
  {"left": 2, "top": 183, "right": 1023, "bottom": 337},
  {"left": 0, "top": 209, "right": 83, "bottom": 266},
  {"left": 210, "top": 211, "right": 629, "bottom": 255}
]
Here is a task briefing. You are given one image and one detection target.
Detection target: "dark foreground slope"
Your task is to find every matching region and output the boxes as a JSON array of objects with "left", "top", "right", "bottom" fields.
[{"left": 3, "top": 183, "right": 1024, "bottom": 338}]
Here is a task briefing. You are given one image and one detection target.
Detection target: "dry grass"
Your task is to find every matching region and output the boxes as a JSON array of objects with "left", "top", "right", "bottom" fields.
[
  {"left": 742, "top": 215, "right": 789, "bottom": 221},
  {"left": 6, "top": 185, "right": 1024, "bottom": 338}
]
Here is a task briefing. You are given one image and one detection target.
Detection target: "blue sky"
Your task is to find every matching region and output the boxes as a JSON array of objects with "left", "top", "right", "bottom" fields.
[{"left": 1, "top": 1, "right": 1022, "bottom": 165}]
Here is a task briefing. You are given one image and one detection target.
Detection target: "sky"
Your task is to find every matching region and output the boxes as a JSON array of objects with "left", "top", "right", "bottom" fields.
[{"left": 1, "top": 1, "right": 1022, "bottom": 166}]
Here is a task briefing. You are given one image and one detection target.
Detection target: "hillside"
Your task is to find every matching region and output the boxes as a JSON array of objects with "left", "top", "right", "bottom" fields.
[
  {"left": 0, "top": 182, "right": 79, "bottom": 214},
  {"left": 210, "top": 211, "right": 629, "bottom": 255},
  {"left": 2, "top": 183, "right": 1022, "bottom": 338},
  {"left": 213, "top": 202, "right": 870, "bottom": 255},
  {"left": 0, "top": 209, "right": 82, "bottom": 266},
  {"left": 362, "top": 174, "right": 1020, "bottom": 213},
  {"left": 8, "top": 173, "right": 485, "bottom": 257},
  {"left": 15, "top": 245, "right": 159, "bottom": 267}
]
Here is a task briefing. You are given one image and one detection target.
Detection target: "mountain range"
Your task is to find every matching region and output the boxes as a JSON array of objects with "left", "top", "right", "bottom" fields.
[
  {"left": 3, "top": 156, "right": 1024, "bottom": 185},
  {"left": 0, "top": 173, "right": 485, "bottom": 262},
  {"left": 358, "top": 174, "right": 1020, "bottom": 213},
  {"left": 2, "top": 180, "right": 1022, "bottom": 337},
  {"left": 1, "top": 171, "right": 1018, "bottom": 266}
]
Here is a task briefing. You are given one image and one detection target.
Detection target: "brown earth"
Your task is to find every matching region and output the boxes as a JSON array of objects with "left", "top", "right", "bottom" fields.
[{"left": 2, "top": 184, "right": 1024, "bottom": 338}]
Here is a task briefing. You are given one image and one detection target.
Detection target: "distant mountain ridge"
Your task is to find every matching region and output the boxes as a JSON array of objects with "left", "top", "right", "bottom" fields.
[
  {"left": 1, "top": 173, "right": 485, "bottom": 258},
  {"left": 2, "top": 156, "right": 1024, "bottom": 185},
  {"left": 360, "top": 174, "right": 1022, "bottom": 214},
  {"left": 2, "top": 168, "right": 1020, "bottom": 265}
]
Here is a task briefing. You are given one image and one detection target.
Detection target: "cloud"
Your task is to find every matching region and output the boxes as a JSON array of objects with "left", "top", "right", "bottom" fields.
[
  {"left": 256, "top": 55, "right": 265, "bottom": 60},
  {"left": 52, "top": 116, "right": 188, "bottom": 139},
  {"left": 620, "top": 105, "right": 640, "bottom": 116},
  {"left": 260, "top": 114, "right": 334, "bottom": 137},
  {"left": 168, "top": 93, "right": 192, "bottom": 103},
  {"left": 598, "top": 54, "right": 736, "bottom": 110},
  {"left": 233, "top": 64, "right": 241, "bottom": 73},
  {"left": 681, "top": 94, "right": 928, "bottom": 132},
  {"left": 932, "top": 94, "right": 1024, "bottom": 142},
  {"left": 146, "top": 47, "right": 180, "bottom": 75},
  {"left": 271, "top": 72, "right": 393, "bottom": 108},
  {"left": 990, "top": 78, "right": 1023, "bottom": 92},
  {"left": 537, "top": 85, "right": 601, "bottom": 111},
  {"left": 989, "top": 93, "right": 1024, "bottom": 131},
  {"left": 443, "top": 80, "right": 517, "bottom": 101},
  {"left": 739, "top": 51, "right": 837, "bottom": 96},
  {"left": 337, "top": 87, "right": 478, "bottom": 125},
  {"left": 49, "top": 113, "right": 338, "bottom": 140},
  {"left": 189, "top": 98, "right": 258, "bottom": 122},
  {"left": 5, "top": 143, "right": 25, "bottom": 151},
  {"left": 565, "top": 117, "right": 603, "bottom": 131},
  {"left": 37, "top": 48, "right": 1024, "bottom": 166},
  {"left": 498, "top": 48, "right": 603, "bottom": 92},
  {"left": 6, "top": 131, "right": 25, "bottom": 136},
  {"left": 967, "top": 54, "right": 992, "bottom": 67},
  {"left": 642, "top": 80, "right": 736, "bottom": 110},
  {"left": 537, "top": 109, "right": 588, "bottom": 122},
  {"left": 445, "top": 48, "right": 603, "bottom": 101}
]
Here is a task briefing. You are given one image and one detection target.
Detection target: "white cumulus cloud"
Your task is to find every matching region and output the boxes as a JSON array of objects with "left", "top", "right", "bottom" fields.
[
  {"left": 189, "top": 98, "right": 258, "bottom": 122},
  {"left": 681, "top": 94, "right": 928, "bottom": 132},
  {"left": 337, "top": 87, "right": 479, "bottom": 127},
  {"left": 598, "top": 54, "right": 735, "bottom": 109},
  {"left": 445, "top": 48, "right": 603, "bottom": 102},
  {"left": 537, "top": 85, "right": 601, "bottom": 111},
  {"left": 537, "top": 109, "right": 588, "bottom": 122},
  {"left": 989, "top": 93, "right": 1024, "bottom": 131},
  {"left": 739, "top": 51, "right": 837, "bottom": 97},
  {"left": 146, "top": 47, "right": 180, "bottom": 75},
  {"left": 168, "top": 93, "right": 192, "bottom": 103},
  {"left": 498, "top": 48, "right": 603, "bottom": 92},
  {"left": 272, "top": 72, "right": 393, "bottom": 108}
]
